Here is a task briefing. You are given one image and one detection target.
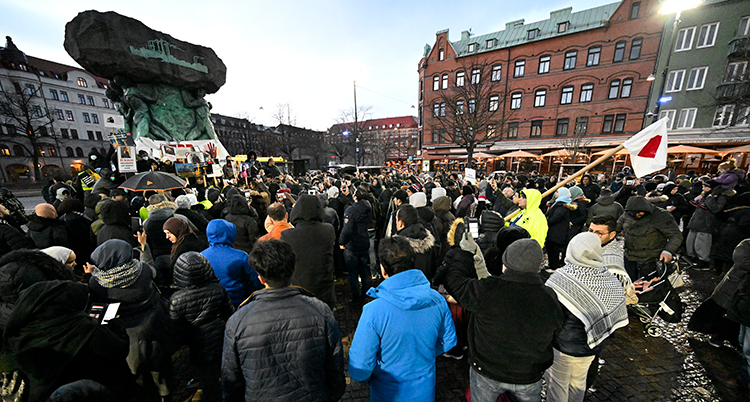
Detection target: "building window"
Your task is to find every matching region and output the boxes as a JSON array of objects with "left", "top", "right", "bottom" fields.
[
  {"left": 25, "top": 84, "right": 35, "bottom": 95},
  {"left": 456, "top": 100, "right": 465, "bottom": 114},
  {"left": 432, "top": 130, "right": 443, "bottom": 143},
  {"left": 60, "top": 128, "right": 69, "bottom": 139},
  {"left": 564, "top": 51, "right": 577, "bottom": 70},
  {"left": 468, "top": 43, "right": 476, "bottom": 52},
  {"left": 96, "top": 131, "right": 103, "bottom": 141},
  {"left": 87, "top": 96, "right": 95, "bottom": 106},
  {"left": 49, "top": 89, "right": 59, "bottom": 100},
  {"left": 511, "top": 92, "right": 522, "bottom": 109},
  {"left": 666, "top": 70, "right": 685, "bottom": 92},
  {"left": 740, "top": 16, "right": 750, "bottom": 36},
  {"left": 0, "top": 144, "right": 8, "bottom": 156},
  {"left": 630, "top": 2, "right": 641, "bottom": 19},
  {"left": 102, "top": 98, "right": 110, "bottom": 108},
  {"left": 725, "top": 62, "right": 748, "bottom": 82},
  {"left": 659, "top": 110, "right": 677, "bottom": 129},
  {"left": 630, "top": 38, "right": 643, "bottom": 59},
  {"left": 558, "top": 22, "right": 568, "bottom": 33},
  {"left": 534, "top": 89, "right": 546, "bottom": 107},
  {"left": 65, "top": 110, "right": 74, "bottom": 121},
  {"left": 602, "top": 115, "right": 615, "bottom": 133},
  {"left": 92, "top": 114, "right": 99, "bottom": 124},
  {"left": 514, "top": 60, "right": 525, "bottom": 77},
  {"left": 456, "top": 71, "right": 465, "bottom": 87},
  {"left": 489, "top": 95, "right": 499, "bottom": 111},
  {"left": 65, "top": 147, "right": 74, "bottom": 157},
  {"left": 433, "top": 103, "right": 440, "bottom": 117},
  {"left": 82, "top": 112, "right": 91, "bottom": 123},
  {"left": 48, "top": 145, "right": 57, "bottom": 157},
  {"left": 560, "top": 86, "right": 574, "bottom": 104},
  {"left": 527, "top": 30, "right": 537, "bottom": 40},
  {"left": 686, "top": 67, "right": 708, "bottom": 90},
  {"left": 13, "top": 145, "right": 24, "bottom": 156},
  {"left": 587, "top": 46, "right": 601, "bottom": 66},
  {"left": 77, "top": 77, "right": 88, "bottom": 87},
  {"left": 75, "top": 147, "right": 84, "bottom": 157},
  {"left": 696, "top": 22, "right": 719, "bottom": 48},
  {"left": 60, "top": 91, "right": 69, "bottom": 102},
  {"left": 71, "top": 129, "right": 79, "bottom": 139},
  {"left": 614, "top": 114, "right": 627, "bottom": 133},
  {"left": 54, "top": 109, "right": 64, "bottom": 120},
  {"left": 737, "top": 106, "right": 749, "bottom": 126},
  {"left": 439, "top": 102, "right": 446, "bottom": 116},
  {"left": 609, "top": 80, "right": 621, "bottom": 99},
  {"left": 556, "top": 118, "right": 569, "bottom": 136},
  {"left": 580, "top": 83, "right": 594, "bottom": 102},
  {"left": 621, "top": 78, "right": 633, "bottom": 98},
  {"left": 442, "top": 74, "right": 448, "bottom": 89},
  {"left": 471, "top": 68, "right": 481, "bottom": 84},
  {"left": 507, "top": 122, "right": 519, "bottom": 138},
  {"left": 575, "top": 117, "right": 589, "bottom": 134},
  {"left": 87, "top": 130, "right": 95, "bottom": 140},
  {"left": 491, "top": 65, "right": 502, "bottom": 81},
  {"left": 713, "top": 104, "right": 734, "bottom": 127},
  {"left": 486, "top": 39, "right": 494, "bottom": 48},
  {"left": 530, "top": 120, "right": 543, "bottom": 137},
  {"left": 433, "top": 76, "right": 439, "bottom": 91},
  {"left": 31, "top": 105, "right": 42, "bottom": 117},
  {"left": 613, "top": 41, "right": 626, "bottom": 62},
  {"left": 677, "top": 108, "right": 697, "bottom": 129},
  {"left": 77, "top": 94, "right": 85, "bottom": 104},
  {"left": 468, "top": 98, "right": 476, "bottom": 113},
  {"left": 439, "top": 49, "right": 444, "bottom": 61},
  {"left": 675, "top": 27, "right": 696, "bottom": 51},
  {"left": 538, "top": 55, "right": 550, "bottom": 74}
]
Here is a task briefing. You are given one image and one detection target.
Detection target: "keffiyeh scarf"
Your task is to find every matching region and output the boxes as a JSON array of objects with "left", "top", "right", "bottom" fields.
[
  {"left": 546, "top": 263, "right": 629, "bottom": 348},
  {"left": 92, "top": 259, "right": 142, "bottom": 288}
]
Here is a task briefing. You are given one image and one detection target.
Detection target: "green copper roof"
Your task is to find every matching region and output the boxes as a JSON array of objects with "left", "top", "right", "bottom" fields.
[{"left": 451, "top": 1, "right": 622, "bottom": 57}]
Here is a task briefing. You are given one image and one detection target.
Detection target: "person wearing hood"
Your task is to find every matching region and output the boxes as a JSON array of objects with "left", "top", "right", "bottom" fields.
[
  {"left": 545, "top": 188, "right": 577, "bottom": 271},
  {"left": 175, "top": 195, "right": 209, "bottom": 235},
  {"left": 0, "top": 203, "right": 32, "bottom": 256},
  {"left": 617, "top": 196, "right": 682, "bottom": 281},
  {"left": 88, "top": 146, "right": 115, "bottom": 171},
  {"left": 91, "top": 168, "right": 117, "bottom": 197},
  {"left": 475, "top": 210, "right": 505, "bottom": 256},
  {"left": 52, "top": 187, "right": 72, "bottom": 210},
  {"left": 662, "top": 183, "right": 689, "bottom": 227},
  {"left": 686, "top": 180, "right": 728, "bottom": 270},
  {"left": 410, "top": 191, "right": 441, "bottom": 247},
  {"left": 223, "top": 194, "right": 259, "bottom": 253},
  {"left": 163, "top": 217, "right": 208, "bottom": 273},
  {"left": 568, "top": 186, "right": 588, "bottom": 236},
  {"left": 83, "top": 193, "right": 103, "bottom": 221},
  {"left": 281, "top": 195, "right": 337, "bottom": 308},
  {"left": 455, "top": 185, "right": 476, "bottom": 218},
  {"left": 143, "top": 194, "right": 182, "bottom": 281},
  {"left": 169, "top": 252, "right": 234, "bottom": 402},
  {"left": 579, "top": 175, "right": 600, "bottom": 208},
  {"left": 57, "top": 198, "right": 95, "bottom": 267},
  {"left": 544, "top": 233, "right": 628, "bottom": 402},
  {"left": 349, "top": 236, "right": 456, "bottom": 402},
  {"left": 202, "top": 219, "right": 262, "bottom": 308},
  {"left": 508, "top": 188, "right": 548, "bottom": 249},
  {"left": 339, "top": 189, "right": 373, "bottom": 302},
  {"left": 88, "top": 239, "right": 175, "bottom": 401},
  {"left": 715, "top": 159, "right": 745, "bottom": 191},
  {"left": 317, "top": 193, "right": 340, "bottom": 234},
  {"left": 716, "top": 240, "right": 750, "bottom": 391},
  {"left": 712, "top": 192, "right": 750, "bottom": 275},
  {"left": 97, "top": 200, "right": 138, "bottom": 248},
  {"left": 27, "top": 203, "right": 69, "bottom": 249},
  {"left": 395, "top": 204, "right": 438, "bottom": 279},
  {"left": 586, "top": 189, "right": 624, "bottom": 226}
]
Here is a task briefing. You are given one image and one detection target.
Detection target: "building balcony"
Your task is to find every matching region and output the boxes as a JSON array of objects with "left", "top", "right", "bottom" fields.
[
  {"left": 716, "top": 81, "right": 750, "bottom": 101},
  {"left": 728, "top": 36, "right": 750, "bottom": 58}
]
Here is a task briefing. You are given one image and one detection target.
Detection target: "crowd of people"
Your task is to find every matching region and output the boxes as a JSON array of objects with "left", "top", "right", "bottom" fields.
[{"left": 0, "top": 151, "right": 749, "bottom": 402}]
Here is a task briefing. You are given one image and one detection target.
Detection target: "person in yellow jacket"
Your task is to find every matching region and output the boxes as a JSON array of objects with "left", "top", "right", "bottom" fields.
[{"left": 507, "top": 188, "right": 548, "bottom": 248}]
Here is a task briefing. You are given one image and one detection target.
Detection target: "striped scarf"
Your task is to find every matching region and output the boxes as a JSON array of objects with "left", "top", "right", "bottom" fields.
[
  {"left": 92, "top": 259, "right": 142, "bottom": 288},
  {"left": 546, "top": 263, "right": 629, "bottom": 348}
]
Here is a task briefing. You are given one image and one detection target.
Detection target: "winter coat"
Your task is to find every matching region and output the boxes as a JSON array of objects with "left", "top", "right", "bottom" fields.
[
  {"left": 222, "top": 287, "right": 346, "bottom": 402},
  {"left": 617, "top": 197, "right": 683, "bottom": 261},
  {"left": 546, "top": 202, "right": 576, "bottom": 246},
  {"left": 175, "top": 208, "right": 209, "bottom": 235},
  {"left": 223, "top": 195, "right": 259, "bottom": 254},
  {"left": 349, "top": 269, "right": 456, "bottom": 402},
  {"left": 476, "top": 210, "right": 505, "bottom": 254},
  {"left": 587, "top": 194, "right": 624, "bottom": 225},
  {"left": 433, "top": 196, "right": 456, "bottom": 260},
  {"left": 280, "top": 195, "right": 337, "bottom": 308},
  {"left": 646, "top": 192, "right": 670, "bottom": 210},
  {"left": 715, "top": 169, "right": 746, "bottom": 191},
  {"left": 59, "top": 212, "right": 95, "bottom": 267},
  {"left": 570, "top": 199, "right": 588, "bottom": 235},
  {"left": 170, "top": 233, "right": 208, "bottom": 271},
  {"left": 724, "top": 241, "right": 750, "bottom": 326},
  {"left": 666, "top": 192, "right": 689, "bottom": 223},
  {"left": 339, "top": 200, "right": 372, "bottom": 252},
  {"left": 143, "top": 208, "right": 176, "bottom": 258},
  {"left": 396, "top": 224, "right": 438, "bottom": 279},
  {"left": 713, "top": 193, "right": 750, "bottom": 262},
  {"left": 417, "top": 206, "right": 441, "bottom": 244},
  {"left": 169, "top": 252, "right": 234, "bottom": 363},
  {"left": 27, "top": 215, "right": 69, "bottom": 249},
  {"left": 456, "top": 194, "right": 476, "bottom": 218},
  {"left": 0, "top": 221, "right": 32, "bottom": 256},
  {"left": 508, "top": 189, "right": 548, "bottom": 249},
  {"left": 492, "top": 188, "right": 517, "bottom": 217},
  {"left": 202, "top": 220, "right": 262, "bottom": 308},
  {"left": 687, "top": 192, "right": 727, "bottom": 233},
  {"left": 442, "top": 249, "right": 564, "bottom": 385},
  {"left": 579, "top": 178, "right": 601, "bottom": 207},
  {"left": 97, "top": 201, "right": 137, "bottom": 248}
]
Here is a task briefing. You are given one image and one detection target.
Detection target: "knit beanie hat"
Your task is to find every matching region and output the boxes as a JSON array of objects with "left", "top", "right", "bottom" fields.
[
  {"left": 462, "top": 185, "right": 474, "bottom": 196},
  {"left": 502, "top": 238, "right": 543, "bottom": 273},
  {"left": 431, "top": 187, "right": 447, "bottom": 202},
  {"left": 409, "top": 192, "right": 427, "bottom": 208},
  {"left": 206, "top": 188, "right": 221, "bottom": 203},
  {"left": 565, "top": 232, "right": 603, "bottom": 268},
  {"left": 569, "top": 186, "right": 584, "bottom": 200},
  {"left": 408, "top": 183, "right": 422, "bottom": 194},
  {"left": 432, "top": 195, "right": 451, "bottom": 211},
  {"left": 644, "top": 182, "right": 657, "bottom": 192}
]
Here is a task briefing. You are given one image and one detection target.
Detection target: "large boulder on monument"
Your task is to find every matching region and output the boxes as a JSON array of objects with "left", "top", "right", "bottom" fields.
[{"left": 64, "top": 10, "right": 226, "bottom": 94}]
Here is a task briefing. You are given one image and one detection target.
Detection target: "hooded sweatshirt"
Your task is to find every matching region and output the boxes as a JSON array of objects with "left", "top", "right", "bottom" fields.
[
  {"left": 587, "top": 193, "right": 624, "bottom": 224},
  {"left": 616, "top": 196, "right": 682, "bottom": 261},
  {"left": 508, "top": 189, "right": 548, "bottom": 248},
  {"left": 97, "top": 201, "right": 137, "bottom": 248},
  {"left": 202, "top": 219, "right": 262, "bottom": 308},
  {"left": 223, "top": 195, "right": 259, "bottom": 254},
  {"left": 348, "top": 269, "right": 456, "bottom": 402}
]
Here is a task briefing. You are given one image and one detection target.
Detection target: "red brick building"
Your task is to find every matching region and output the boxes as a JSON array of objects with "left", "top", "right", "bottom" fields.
[
  {"left": 418, "top": 0, "right": 665, "bottom": 171},
  {"left": 327, "top": 115, "right": 418, "bottom": 165}
]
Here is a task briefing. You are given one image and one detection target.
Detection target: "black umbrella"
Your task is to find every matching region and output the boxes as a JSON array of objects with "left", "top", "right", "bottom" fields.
[{"left": 118, "top": 171, "right": 188, "bottom": 192}]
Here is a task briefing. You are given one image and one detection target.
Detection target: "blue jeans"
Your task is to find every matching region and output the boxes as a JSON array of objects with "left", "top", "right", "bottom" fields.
[
  {"left": 740, "top": 325, "right": 750, "bottom": 390},
  {"left": 470, "top": 366, "right": 541, "bottom": 402},
  {"left": 344, "top": 249, "right": 371, "bottom": 301}
]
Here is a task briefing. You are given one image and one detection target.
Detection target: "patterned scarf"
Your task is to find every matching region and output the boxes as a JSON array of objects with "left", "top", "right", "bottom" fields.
[
  {"left": 91, "top": 259, "right": 142, "bottom": 288},
  {"left": 546, "top": 263, "right": 629, "bottom": 348}
]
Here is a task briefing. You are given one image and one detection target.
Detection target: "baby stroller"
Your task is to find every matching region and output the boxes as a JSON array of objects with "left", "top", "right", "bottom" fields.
[{"left": 628, "top": 259, "right": 685, "bottom": 337}]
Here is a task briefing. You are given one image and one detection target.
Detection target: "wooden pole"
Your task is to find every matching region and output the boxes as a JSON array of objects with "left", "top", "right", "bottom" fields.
[{"left": 505, "top": 144, "right": 625, "bottom": 222}]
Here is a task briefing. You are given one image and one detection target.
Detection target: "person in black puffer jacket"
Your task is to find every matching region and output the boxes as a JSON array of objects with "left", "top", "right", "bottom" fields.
[
  {"left": 57, "top": 198, "right": 95, "bottom": 269},
  {"left": 223, "top": 195, "right": 259, "bottom": 254},
  {"left": 433, "top": 195, "right": 456, "bottom": 261},
  {"left": 97, "top": 200, "right": 137, "bottom": 248},
  {"left": 27, "top": 203, "right": 69, "bottom": 249},
  {"left": 476, "top": 210, "right": 505, "bottom": 255},
  {"left": 170, "top": 252, "right": 234, "bottom": 402}
]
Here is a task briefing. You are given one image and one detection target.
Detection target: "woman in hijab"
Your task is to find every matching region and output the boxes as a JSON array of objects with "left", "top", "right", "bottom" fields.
[
  {"left": 88, "top": 239, "right": 175, "bottom": 401},
  {"left": 545, "top": 187, "right": 576, "bottom": 271},
  {"left": 163, "top": 217, "right": 208, "bottom": 271}
]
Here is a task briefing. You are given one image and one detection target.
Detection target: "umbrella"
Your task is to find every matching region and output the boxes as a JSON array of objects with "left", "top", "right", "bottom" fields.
[
  {"left": 472, "top": 152, "right": 496, "bottom": 159},
  {"left": 667, "top": 145, "right": 720, "bottom": 154},
  {"left": 498, "top": 150, "right": 540, "bottom": 158},
  {"left": 541, "top": 149, "right": 571, "bottom": 157},
  {"left": 119, "top": 171, "right": 188, "bottom": 192},
  {"left": 720, "top": 144, "right": 750, "bottom": 153}
]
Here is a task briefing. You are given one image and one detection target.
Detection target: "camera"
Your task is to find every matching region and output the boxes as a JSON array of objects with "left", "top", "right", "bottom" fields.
[
  {"left": 625, "top": 180, "right": 635, "bottom": 186},
  {"left": 308, "top": 189, "right": 318, "bottom": 195}
]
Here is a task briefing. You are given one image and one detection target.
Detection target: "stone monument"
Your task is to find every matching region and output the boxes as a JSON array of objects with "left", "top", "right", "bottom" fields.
[{"left": 64, "top": 10, "right": 227, "bottom": 141}]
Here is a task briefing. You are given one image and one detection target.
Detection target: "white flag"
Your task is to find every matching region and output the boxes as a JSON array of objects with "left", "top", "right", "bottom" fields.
[{"left": 623, "top": 118, "right": 669, "bottom": 178}]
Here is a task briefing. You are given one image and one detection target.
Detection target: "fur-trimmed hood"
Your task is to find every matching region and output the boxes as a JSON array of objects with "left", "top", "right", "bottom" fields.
[{"left": 396, "top": 223, "right": 436, "bottom": 254}]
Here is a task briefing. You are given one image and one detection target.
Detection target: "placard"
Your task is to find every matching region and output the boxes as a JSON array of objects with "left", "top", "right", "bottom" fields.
[
  {"left": 103, "top": 114, "right": 125, "bottom": 129},
  {"left": 464, "top": 168, "right": 477, "bottom": 184},
  {"left": 118, "top": 146, "right": 137, "bottom": 173},
  {"left": 109, "top": 131, "right": 135, "bottom": 147},
  {"left": 175, "top": 163, "right": 197, "bottom": 178},
  {"left": 207, "top": 164, "right": 222, "bottom": 178}
]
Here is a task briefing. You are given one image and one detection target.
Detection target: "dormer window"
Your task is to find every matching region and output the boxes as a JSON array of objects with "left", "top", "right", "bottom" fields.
[
  {"left": 486, "top": 39, "right": 495, "bottom": 49},
  {"left": 439, "top": 49, "right": 445, "bottom": 61},
  {"left": 527, "top": 29, "right": 538, "bottom": 40},
  {"left": 77, "top": 77, "right": 88, "bottom": 87},
  {"left": 558, "top": 22, "right": 569, "bottom": 33},
  {"left": 468, "top": 43, "right": 476, "bottom": 52}
]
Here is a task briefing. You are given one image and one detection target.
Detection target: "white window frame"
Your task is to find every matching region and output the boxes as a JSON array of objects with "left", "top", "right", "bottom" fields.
[
  {"left": 442, "top": 74, "right": 448, "bottom": 89},
  {"left": 621, "top": 78, "right": 633, "bottom": 98},
  {"left": 674, "top": 27, "right": 696, "bottom": 52},
  {"left": 560, "top": 86, "right": 573, "bottom": 104},
  {"left": 563, "top": 51, "right": 577, "bottom": 70},
  {"left": 666, "top": 69, "right": 685, "bottom": 92},
  {"left": 456, "top": 71, "right": 465, "bottom": 87},
  {"left": 491, "top": 65, "right": 502, "bottom": 81},
  {"left": 587, "top": 46, "right": 601, "bottom": 66},
  {"left": 696, "top": 22, "right": 719, "bottom": 48},
  {"left": 538, "top": 55, "right": 550, "bottom": 74},
  {"left": 486, "top": 39, "right": 494, "bottom": 49},
  {"left": 608, "top": 80, "right": 621, "bottom": 99},
  {"left": 471, "top": 68, "right": 481, "bottom": 84},
  {"left": 580, "top": 84, "right": 593, "bottom": 102},
  {"left": 659, "top": 110, "right": 676, "bottom": 129},
  {"left": 489, "top": 95, "right": 499, "bottom": 112},
  {"left": 713, "top": 104, "right": 734, "bottom": 127},
  {"left": 468, "top": 43, "right": 476, "bottom": 52},
  {"left": 686, "top": 66, "right": 708, "bottom": 90},
  {"left": 510, "top": 93, "right": 522, "bottom": 109},
  {"left": 514, "top": 60, "right": 525, "bottom": 78},
  {"left": 433, "top": 76, "right": 439, "bottom": 91},
  {"left": 725, "top": 62, "right": 747, "bottom": 82},
  {"left": 534, "top": 89, "right": 546, "bottom": 107},
  {"left": 677, "top": 108, "right": 697, "bottom": 129},
  {"left": 739, "top": 16, "right": 750, "bottom": 36},
  {"left": 737, "top": 106, "right": 749, "bottom": 126}
]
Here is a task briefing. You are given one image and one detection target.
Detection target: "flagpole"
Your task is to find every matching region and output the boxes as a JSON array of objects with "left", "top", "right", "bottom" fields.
[{"left": 505, "top": 144, "right": 625, "bottom": 222}]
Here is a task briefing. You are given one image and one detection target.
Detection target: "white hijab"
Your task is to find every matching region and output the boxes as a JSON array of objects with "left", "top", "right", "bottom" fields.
[{"left": 42, "top": 246, "right": 74, "bottom": 265}]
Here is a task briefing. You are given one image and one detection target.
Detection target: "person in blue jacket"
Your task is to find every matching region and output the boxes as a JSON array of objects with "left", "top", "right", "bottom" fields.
[
  {"left": 348, "top": 236, "right": 457, "bottom": 401},
  {"left": 201, "top": 219, "right": 262, "bottom": 307}
]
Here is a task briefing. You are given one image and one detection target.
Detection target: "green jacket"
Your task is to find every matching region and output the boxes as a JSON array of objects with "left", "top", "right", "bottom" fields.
[
  {"left": 507, "top": 189, "right": 548, "bottom": 248},
  {"left": 616, "top": 196, "right": 682, "bottom": 261}
]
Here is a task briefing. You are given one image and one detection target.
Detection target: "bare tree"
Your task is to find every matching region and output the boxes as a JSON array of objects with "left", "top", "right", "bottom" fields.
[
  {"left": 429, "top": 58, "right": 514, "bottom": 168},
  {"left": 271, "top": 103, "right": 302, "bottom": 160},
  {"left": 332, "top": 106, "right": 372, "bottom": 166},
  {"left": 557, "top": 117, "right": 593, "bottom": 163},
  {"left": 0, "top": 81, "right": 55, "bottom": 180}
]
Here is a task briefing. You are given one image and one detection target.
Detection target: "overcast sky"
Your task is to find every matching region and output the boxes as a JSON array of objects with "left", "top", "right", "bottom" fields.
[{"left": 2, "top": 0, "right": 616, "bottom": 131}]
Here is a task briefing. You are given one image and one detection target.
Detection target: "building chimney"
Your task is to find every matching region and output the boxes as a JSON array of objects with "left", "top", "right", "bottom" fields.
[{"left": 505, "top": 19, "right": 525, "bottom": 30}]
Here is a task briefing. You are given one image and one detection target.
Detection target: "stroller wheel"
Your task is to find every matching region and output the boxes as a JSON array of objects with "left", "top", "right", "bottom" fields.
[
  {"left": 639, "top": 316, "right": 650, "bottom": 323},
  {"left": 646, "top": 326, "right": 662, "bottom": 338}
]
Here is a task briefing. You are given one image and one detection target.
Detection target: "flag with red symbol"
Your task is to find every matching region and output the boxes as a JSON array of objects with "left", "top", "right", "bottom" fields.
[{"left": 623, "top": 118, "right": 669, "bottom": 178}]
